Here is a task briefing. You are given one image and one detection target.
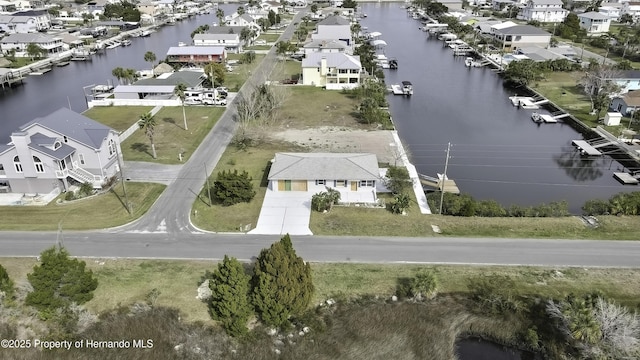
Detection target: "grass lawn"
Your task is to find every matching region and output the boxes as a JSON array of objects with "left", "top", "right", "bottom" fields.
[
  {"left": 244, "top": 45, "right": 272, "bottom": 51},
  {"left": 0, "top": 182, "right": 165, "bottom": 231},
  {"left": 225, "top": 54, "right": 265, "bottom": 92},
  {"left": 120, "top": 106, "right": 223, "bottom": 164},
  {"left": 191, "top": 141, "right": 301, "bottom": 232},
  {"left": 532, "top": 71, "right": 596, "bottom": 126},
  {"left": 256, "top": 33, "right": 281, "bottom": 42},
  {"left": 2, "top": 258, "right": 639, "bottom": 326},
  {"left": 83, "top": 106, "right": 153, "bottom": 132},
  {"left": 278, "top": 86, "right": 364, "bottom": 129},
  {"left": 269, "top": 59, "right": 301, "bottom": 81},
  {"left": 5, "top": 57, "right": 36, "bottom": 68}
]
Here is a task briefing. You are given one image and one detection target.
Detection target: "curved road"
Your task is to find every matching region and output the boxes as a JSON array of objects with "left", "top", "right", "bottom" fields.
[{"left": 2, "top": 10, "right": 640, "bottom": 268}]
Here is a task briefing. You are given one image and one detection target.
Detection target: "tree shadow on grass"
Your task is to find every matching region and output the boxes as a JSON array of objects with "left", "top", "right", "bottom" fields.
[
  {"left": 109, "top": 187, "right": 129, "bottom": 214},
  {"left": 162, "top": 117, "right": 180, "bottom": 128},
  {"left": 130, "top": 143, "right": 152, "bottom": 157}
]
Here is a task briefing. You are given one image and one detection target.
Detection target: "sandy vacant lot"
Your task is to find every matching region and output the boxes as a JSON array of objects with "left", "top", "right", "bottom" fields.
[{"left": 270, "top": 126, "right": 403, "bottom": 165}]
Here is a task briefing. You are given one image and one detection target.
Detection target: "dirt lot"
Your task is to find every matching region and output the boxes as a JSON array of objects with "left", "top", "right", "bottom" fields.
[{"left": 270, "top": 126, "right": 402, "bottom": 165}]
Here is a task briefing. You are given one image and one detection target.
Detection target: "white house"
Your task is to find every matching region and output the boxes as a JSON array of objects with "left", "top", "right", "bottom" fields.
[
  {"left": 10, "top": 9, "right": 50, "bottom": 31},
  {"left": 301, "top": 52, "right": 361, "bottom": 90},
  {"left": 226, "top": 13, "right": 258, "bottom": 28},
  {"left": 303, "top": 39, "right": 351, "bottom": 56},
  {"left": 0, "top": 108, "right": 122, "bottom": 195},
  {"left": 311, "top": 15, "right": 352, "bottom": 47},
  {"left": 0, "top": 15, "right": 41, "bottom": 33},
  {"left": 267, "top": 152, "right": 384, "bottom": 203},
  {"left": 599, "top": 6, "right": 621, "bottom": 21},
  {"left": 0, "top": 33, "right": 64, "bottom": 57},
  {"left": 492, "top": 24, "right": 551, "bottom": 50},
  {"left": 193, "top": 33, "right": 242, "bottom": 53},
  {"left": 578, "top": 11, "right": 611, "bottom": 35},
  {"left": 605, "top": 70, "right": 640, "bottom": 94},
  {"left": 622, "top": 2, "right": 640, "bottom": 21},
  {"left": 519, "top": 0, "right": 568, "bottom": 23}
]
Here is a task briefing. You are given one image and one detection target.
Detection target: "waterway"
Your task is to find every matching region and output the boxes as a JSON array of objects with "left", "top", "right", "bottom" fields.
[
  {"left": 360, "top": 3, "right": 637, "bottom": 212},
  {"left": 0, "top": 4, "right": 238, "bottom": 142},
  {"left": 456, "top": 338, "right": 541, "bottom": 360}
]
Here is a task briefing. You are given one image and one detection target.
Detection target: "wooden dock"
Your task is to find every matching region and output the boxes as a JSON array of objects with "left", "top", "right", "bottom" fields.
[
  {"left": 418, "top": 174, "right": 460, "bottom": 194},
  {"left": 613, "top": 172, "right": 639, "bottom": 185}
]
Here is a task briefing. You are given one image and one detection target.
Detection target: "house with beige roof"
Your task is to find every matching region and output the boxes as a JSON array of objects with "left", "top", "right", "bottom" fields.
[
  {"left": 611, "top": 90, "right": 640, "bottom": 116},
  {"left": 0, "top": 33, "right": 64, "bottom": 57}
]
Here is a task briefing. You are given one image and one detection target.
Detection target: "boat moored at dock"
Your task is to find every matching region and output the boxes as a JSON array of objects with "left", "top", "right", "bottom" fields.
[{"left": 402, "top": 81, "right": 413, "bottom": 96}]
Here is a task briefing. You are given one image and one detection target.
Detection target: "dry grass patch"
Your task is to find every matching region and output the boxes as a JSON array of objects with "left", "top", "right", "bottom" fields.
[
  {"left": 270, "top": 59, "right": 301, "bottom": 81},
  {"left": 0, "top": 182, "right": 165, "bottom": 231},
  {"left": 226, "top": 54, "right": 265, "bottom": 91},
  {"left": 121, "top": 106, "right": 223, "bottom": 164},
  {"left": 277, "top": 86, "right": 368, "bottom": 129},
  {"left": 83, "top": 106, "right": 153, "bottom": 132},
  {"left": 191, "top": 141, "right": 302, "bottom": 232}
]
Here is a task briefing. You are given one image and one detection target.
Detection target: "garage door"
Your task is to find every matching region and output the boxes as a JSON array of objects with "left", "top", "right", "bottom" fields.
[{"left": 292, "top": 180, "right": 307, "bottom": 191}]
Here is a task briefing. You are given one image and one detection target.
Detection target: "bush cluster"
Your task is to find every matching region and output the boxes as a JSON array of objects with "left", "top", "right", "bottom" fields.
[
  {"left": 427, "top": 192, "right": 570, "bottom": 217},
  {"left": 582, "top": 191, "right": 640, "bottom": 216}
]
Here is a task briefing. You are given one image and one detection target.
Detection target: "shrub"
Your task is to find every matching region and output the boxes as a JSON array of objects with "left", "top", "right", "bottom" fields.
[
  {"left": 212, "top": 169, "right": 256, "bottom": 206},
  {"left": 389, "top": 193, "right": 411, "bottom": 214},
  {"left": 65, "top": 191, "right": 75, "bottom": 201},
  {"left": 384, "top": 166, "right": 411, "bottom": 195},
  {"left": 0, "top": 264, "right": 14, "bottom": 302},
  {"left": 582, "top": 199, "right": 610, "bottom": 216},
  {"left": 411, "top": 270, "right": 438, "bottom": 300},
  {"left": 208, "top": 255, "right": 253, "bottom": 337},
  {"left": 311, "top": 187, "right": 341, "bottom": 212},
  {"left": 79, "top": 182, "right": 93, "bottom": 197}
]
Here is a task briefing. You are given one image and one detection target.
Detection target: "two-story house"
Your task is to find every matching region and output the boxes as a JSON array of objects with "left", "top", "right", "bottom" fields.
[
  {"left": 492, "top": 24, "right": 551, "bottom": 51},
  {"left": 598, "top": 6, "right": 621, "bottom": 21},
  {"left": 193, "top": 33, "right": 242, "bottom": 53},
  {"left": 0, "top": 108, "right": 122, "bottom": 195},
  {"left": 11, "top": 9, "right": 50, "bottom": 31},
  {"left": 166, "top": 46, "right": 226, "bottom": 65},
  {"left": 303, "top": 39, "right": 351, "bottom": 56},
  {"left": 0, "top": 14, "right": 39, "bottom": 33},
  {"left": 519, "top": 0, "right": 568, "bottom": 23},
  {"left": 622, "top": 2, "right": 640, "bottom": 21},
  {"left": 0, "top": 1, "right": 17, "bottom": 13},
  {"left": 0, "top": 33, "right": 64, "bottom": 57},
  {"left": 578, "top": 11, "right": 611, "bottom": 35},
  {"left": 301, "top": 52, "right": 361, "bottom": 90},
  {"left": 311, "top": 15, "right": 352, "bottom": 48}
]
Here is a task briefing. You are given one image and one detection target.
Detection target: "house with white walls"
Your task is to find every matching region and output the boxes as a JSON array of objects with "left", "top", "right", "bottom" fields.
[
  {"left": 578, "top": 11, "right": 611, "bottom": 35},
  {"left": 301, "top": 52, "right": 361, "bottom": 90},
  {"left": 519, "top": 0, "right": 568, "bottom": 22}
]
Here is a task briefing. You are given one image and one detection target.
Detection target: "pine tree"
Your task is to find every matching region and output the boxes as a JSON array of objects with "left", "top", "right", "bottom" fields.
[
  {"left": 0, "top": 263, "right": 14, "bottom": 302},
  {"left": 208, "top": 255, "right": 253, "bottom": 337},
  {"left": 252, "top": 234, "right": 313, "bottom": 328},
  {"left": 26, "top": 247, "right": 98, "bottom": 314},
  {"left": 212, "top": 169, "right": 256, "bottom": 206}
]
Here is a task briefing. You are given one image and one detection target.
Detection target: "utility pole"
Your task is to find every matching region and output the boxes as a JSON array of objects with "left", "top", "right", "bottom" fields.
[
  {"left": 116, "top": 144, "right": 131, "bottom": 214},
  {"left": 204, "top": 162, "right": 212, "bottom": 207},
  {"left": 439, "top": 142, "right": 451, "bottom": 216}
]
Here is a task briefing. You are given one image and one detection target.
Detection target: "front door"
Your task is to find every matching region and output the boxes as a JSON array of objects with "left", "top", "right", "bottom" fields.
[{"left": 351, "top": 181, "right": 358, "bottom": 191}]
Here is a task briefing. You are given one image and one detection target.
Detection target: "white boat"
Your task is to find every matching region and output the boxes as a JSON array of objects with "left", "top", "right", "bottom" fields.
[
  {"left": 531, "top": 112, "right": 557, "bottom": 123},
  {"left": 140, "top": 29, "right": 153, "bottom": 37},
  {"left": 402, "top": 81, "right": 413, "bottom": 96},
  {"left": 106, "top": 41, "right": 121, "bottom": 49},
  {"left": 121, "top": 39, "right": 132, "bottom": 46}
]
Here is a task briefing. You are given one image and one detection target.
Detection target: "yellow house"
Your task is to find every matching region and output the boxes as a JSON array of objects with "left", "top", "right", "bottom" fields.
[{"left": 301, "top": 52, "right": 361, "bottom": 90}]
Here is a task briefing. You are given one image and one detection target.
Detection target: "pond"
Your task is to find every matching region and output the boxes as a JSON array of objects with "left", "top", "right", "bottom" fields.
[{"left": 456, "top": 338, "right": 542, "bottom": 360}]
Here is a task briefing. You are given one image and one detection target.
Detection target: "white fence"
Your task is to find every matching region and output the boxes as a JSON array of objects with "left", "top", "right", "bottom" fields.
[
  {"left": 118, "top": 105, "right": 164, "bottom": 142},
  {"left": 88, "top": 98, "right": 181, "bottom": 108}
]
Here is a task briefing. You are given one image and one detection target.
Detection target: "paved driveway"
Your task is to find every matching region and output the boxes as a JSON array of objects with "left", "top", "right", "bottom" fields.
[{"left": 249, "top": 190, "right": 312, "bottom": 235}]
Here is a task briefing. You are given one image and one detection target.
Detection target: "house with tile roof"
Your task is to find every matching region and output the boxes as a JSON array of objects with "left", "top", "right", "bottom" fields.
[
  {"left": 0, "top": 108, "right": 122, "bottom": 195},
  {"left": 301, "top": 52, "right": 361, "bottom": 90},
  {"left": 267, "top": 153, "right": 384, "bottom": 203},
  {"left": 519, "top": 0, "right": 568, "bottom": 23}
]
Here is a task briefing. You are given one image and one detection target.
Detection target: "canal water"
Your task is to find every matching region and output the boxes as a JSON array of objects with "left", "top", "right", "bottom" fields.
[
  {"left": 0, "top": 4, "right": 238, "bottom": 142},
  {"left": 456, "top": 338, "right": 542, "bottom": 360},
  {"left": 360, "top": 3, "right": 636, "bottom": 212}
]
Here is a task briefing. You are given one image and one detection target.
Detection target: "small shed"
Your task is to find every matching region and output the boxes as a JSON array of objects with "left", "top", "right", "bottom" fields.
[{"left": 604, "top": 112, "right": 622, "bottom": 126}]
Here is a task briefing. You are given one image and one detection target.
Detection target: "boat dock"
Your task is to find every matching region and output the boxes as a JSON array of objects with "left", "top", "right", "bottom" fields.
[
  {"left": 572, "top": 140, "right": 604, "bottom": 156},
  {"left": 0, "top": 69, "right": 25, "bottom": 91},
  {"left": 613, "top": 172, "right": 639, "bottom": 185},
  {"left": 418, "top": 174, "right": 460, "bottom": 194}
]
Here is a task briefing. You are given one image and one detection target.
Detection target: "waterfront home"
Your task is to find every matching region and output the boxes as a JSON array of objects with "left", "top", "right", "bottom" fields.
[
  {"left": 606, "top": 70, "right": 640, "bottom": 94},
  {"left": 491, "top": 0, "right": 516, "bottom": 11},
  {"left": 267, "top": 153, "right": 385, "bottom": 203},
  {"left": 611, "top": 90, "right": 640, "bottom": 116},
  {"left": 137, "top": 1, "right": 168, "bottom": 18},
  {"left": 166, "top": 46, "right": 226, "bottom": 65},
  {"left": 225, "top": 13, "right": 258, "bottom": 28},
  {"left": 515, "top": 46, "right": 569, "bottom": 61},
  {"left": 311, "top": 15, "right": 352, "bottom": 47},
  {"left": 491, "top": 25, "right": 551, "bottom": 51},
  {"left": 135, "top": 69, "right": 206, "bottom": 88},
  {"left": 519, "top": 0, "right": 568, "bottom": 23},
  {"left": 0, "top": 33, "right": 64, "bottom": 57},
  {"left": 0, "top": 14, "right": 41, "bottom": 33},
  {"left": 489, "top": 21, "right": 518, "bottom": 35},
  {"left": 9, "top": 9, "right": 50, "bottom": 30},
  {"left": 0, "top": 108, "right": 122, "bottom": 195},
  {"left": 208, "top": 25, "right": 260, "bottom": 38},
  {"left": 578, "top": 12, "right": 611, "bottom": 35},
  {"left": 193, "top": 33, "right": 242, "bottom": 53},
  {"left": 598, "top": 6, "right": 621, "bottom": 21},
  {"left": 301, "top": 52, "right": 361, "bottom": 90},
  {"left": 303, "top": 39, "right": 352, "bottom": 56},
  {"left": 622, "top": 2, "right": 640, "bottom": 21},
  {"left": 113, "top": 85, "right": 176, "bottom": 100},
  {"left": 0, "top": 1, "right": 17, "bottom": 13}
]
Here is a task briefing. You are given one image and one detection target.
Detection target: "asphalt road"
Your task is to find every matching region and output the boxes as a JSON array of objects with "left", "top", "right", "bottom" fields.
[{"left": 2, "top": 232, "right": 640, "bottom": 267}]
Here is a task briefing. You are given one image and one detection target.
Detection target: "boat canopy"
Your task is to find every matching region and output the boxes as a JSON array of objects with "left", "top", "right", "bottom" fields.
[
  {"left": 402, "top": 81, "right": 412, "bottom": 86},
  {"left": 368, "top": 31, "right": 382, "bottom": 38},
  {"left": 370, "top": 39, "right": 387, "bottom": 47}
]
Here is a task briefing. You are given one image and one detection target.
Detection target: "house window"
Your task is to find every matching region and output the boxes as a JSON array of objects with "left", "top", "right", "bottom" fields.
[
  {"left": 317, "top": 67, "right": 320, "bottom": 72},
  {"left": 13, "top": 156, "right": 22, "bottom": 173},
  {"left": 334, "top": 180, "right": 347, "bottom": 187},
  {"left": 350, "top": 69, "right": 358, "bottom": 74},
  {"left": 108, "top": 139, "right": 116, "bottom": 156},
  {"left": 359, "top": 180, "right": 375, "bottom": 187},
  {"left": 79, "top": 153, "right": 85, "bottom": 165},
  {"left": 33, "top": 156, "right": 44, "bottom": 173},
  {"left": 54, "top": 141, "right": 61, "bottom": 149},
  {"left": 338, "top": 69, "right": 347, "bottom": 74},
  {"left": 315, "top": 179, "right": 326, "bottom": 185}
]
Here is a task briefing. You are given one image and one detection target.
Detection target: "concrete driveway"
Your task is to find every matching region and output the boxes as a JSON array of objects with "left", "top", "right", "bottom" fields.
[{"left": 249, "top": 190, "right": 312, "bottom": 235}]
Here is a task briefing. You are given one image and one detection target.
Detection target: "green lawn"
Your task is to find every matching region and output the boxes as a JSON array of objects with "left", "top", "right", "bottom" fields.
[
  {"left": 269, "top": 59, "right": 301, "bottom": 81},
  {"left": 244, "top": 45, "right": 272, "bottom": 51},
  {"left": 0, "top": 182, "right": 165, "bottom": 231},
  {"left": 225, "top": 54, "right": 266, "bottom": 92},
  {"left": 278, "top": 86, "right": 365, "bottom": 129},
  {"left": 532, "top": 71, "right": 596, "bottom": 126},
  {"left": 120, "top": 106, "right": 223, "bottom": 164},
  {"left": 192, "top": 141, "right": 301, "bottom": 232},
  {"left": 83, "top": 106, "right": 153, "bottom": 132},
  {"left": 256, "top": 33, "right": 281, "bottom": 43}
]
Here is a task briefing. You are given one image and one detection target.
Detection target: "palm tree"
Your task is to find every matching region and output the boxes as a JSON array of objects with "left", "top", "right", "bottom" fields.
[
  {"left": 112, "top": 67, "right": 125, "bottom": 84},
  {"left": 175, "top": 83, "right": 188, "bottom": 130},
  {"left": 144, "top": 51, "right": 156, "bottom": 74},
  {"left": 138, "top": 112, "right": 157, "bottom": 159},
  {"left": 240, "top": 27, "right": 251, "bottom": 47},
  {"left": 216, "top": 8, "right": 225, "bottom": 25},
  {"left": 26, "top": 43, "right": 43, "bottom": 61},
  {"left": 350, "top": 23, "right": 361, "bottom": 40}
]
